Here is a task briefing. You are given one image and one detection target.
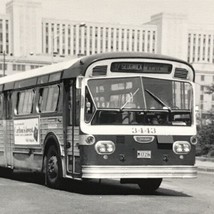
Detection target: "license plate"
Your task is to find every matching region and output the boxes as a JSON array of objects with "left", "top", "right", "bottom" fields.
[{"left": 137, "top": 150, "right": 151, "bottom": 159}]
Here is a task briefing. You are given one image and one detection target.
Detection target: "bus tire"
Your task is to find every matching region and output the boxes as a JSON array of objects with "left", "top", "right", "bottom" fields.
[
  {"left": 45, "top": 145, "right": 62, "bottom": 189},
  {"left": 138, "top": 178, "right": 162, "bottom": 194},
  {"left": 0, "top": 167, "right": 12, "bottom": 178}
]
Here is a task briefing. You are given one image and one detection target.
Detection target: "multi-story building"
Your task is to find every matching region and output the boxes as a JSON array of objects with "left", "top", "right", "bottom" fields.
[
  {"left": 0, "top": 14, "right": 10, "bottom": 54},
  {"left": 1, "top": 0, "right": 214, "bottom": 118},
  {"left": 5, "top": 0, "right": 42, "bottom": 56},
  {"left": 42, "top": 19, "right": 157, "bottom": 57},
  {"left": 188, "top": 25, "right": 214, "bottom": 64},
  {"left": 193, "top": 62, "right": 214, "bottom": 124}
]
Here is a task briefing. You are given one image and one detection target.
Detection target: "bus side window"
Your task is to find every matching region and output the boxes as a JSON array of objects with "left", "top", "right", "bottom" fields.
[
  {"left": 0, "top": 94, "right": 3, "bottom": 119},
  {"left": 39, "top": 85, "right": 60, "bottom": 113},
  {"left": 16, "top": 90, "right": 35, "bottom": 115},
  {"left": 38, "top": 88, "right": 47, "bottom": 112},
  {"left": 5, "top": 92, "right": 13, "bottom": 119},
  {"left": 17, "top": 91, "right": 25, "bottom": 114}
]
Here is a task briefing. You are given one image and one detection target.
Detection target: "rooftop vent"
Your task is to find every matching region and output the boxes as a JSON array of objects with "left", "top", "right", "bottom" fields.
[
  {"left": 174, "top": 68, "right": 188, "bottom": 79},
  {"left": 92, "top": 65, "right": 107, "bottom": 76}
]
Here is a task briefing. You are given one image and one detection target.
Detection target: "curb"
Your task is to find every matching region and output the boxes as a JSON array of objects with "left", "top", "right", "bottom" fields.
[
  {"left": 196, "top": 157, "right": 214, "bottom": 162},
  {"left": 196, "top": 157, "right": 214, "bottom": 173},
  {"left": 197, "top": 167, "right": 214, "bottom": 173}
]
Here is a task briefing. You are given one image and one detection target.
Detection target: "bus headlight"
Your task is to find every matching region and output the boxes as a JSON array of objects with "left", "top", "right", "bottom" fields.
[
  {"left": 95, "top": 141, "right": 115, "bottom": 155},
  {"left": 173, "top": 141, "right": 191, "bottom": 154}
]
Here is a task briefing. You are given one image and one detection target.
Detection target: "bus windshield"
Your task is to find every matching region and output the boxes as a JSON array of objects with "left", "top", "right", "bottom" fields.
[
  {"left": 88, "top": 77, "right": 145, "bottom": 110},
  {"left": 86, "top": 77, "right": 193, "bottom": 125}
]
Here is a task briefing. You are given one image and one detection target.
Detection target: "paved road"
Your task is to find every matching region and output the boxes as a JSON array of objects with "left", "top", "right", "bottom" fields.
[{"left": 0, "top": 171, "right": 213, "bottom": 214}]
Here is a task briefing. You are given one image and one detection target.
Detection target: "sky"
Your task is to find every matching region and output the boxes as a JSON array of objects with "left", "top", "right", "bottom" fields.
[{"left": 1, "top": 0, "right": 214, "bottom": 25}]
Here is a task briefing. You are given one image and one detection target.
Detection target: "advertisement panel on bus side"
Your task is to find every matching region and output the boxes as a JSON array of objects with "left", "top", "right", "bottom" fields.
[{"left": 14, "top": 118, "right": 39, "bottom": 145}]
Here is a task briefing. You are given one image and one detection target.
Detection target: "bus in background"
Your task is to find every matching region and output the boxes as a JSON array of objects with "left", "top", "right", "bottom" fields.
[{"left": 0, "top": 52, "right": 197, "bottom": 193}]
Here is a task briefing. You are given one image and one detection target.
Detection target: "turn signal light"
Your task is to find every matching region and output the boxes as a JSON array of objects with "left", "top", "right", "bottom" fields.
[
  {"left": 85, "top": 135, "right": 95, "bottom": 145},
  {"left": 190, "top": 136, "right": 197, "bottom": 145}
]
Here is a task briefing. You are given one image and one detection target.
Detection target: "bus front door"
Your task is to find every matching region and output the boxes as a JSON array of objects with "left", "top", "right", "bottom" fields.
[{"left": 64, "top": 80, "right": 81, "bottom": 178}]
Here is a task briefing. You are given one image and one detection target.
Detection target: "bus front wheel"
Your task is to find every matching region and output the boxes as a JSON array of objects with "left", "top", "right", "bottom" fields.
[
  {"left": 45, "top": 145, "right": 62, "bottom": 189},
  {"left": 138, "top": 178, "right": 162, "bottom": 194}
]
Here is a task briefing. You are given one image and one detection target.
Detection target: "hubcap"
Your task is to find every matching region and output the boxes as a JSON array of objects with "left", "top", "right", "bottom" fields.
[{"left": 48, "top": 156, "right": 58, "bottom": 179}]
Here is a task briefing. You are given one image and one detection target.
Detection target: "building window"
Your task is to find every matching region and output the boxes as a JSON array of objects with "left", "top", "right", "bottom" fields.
[
  {"left": 13, "top": 64, "right": 16, "bottom": 71},
  {"left": 22, "top": 65, "right": 25, "bottom": 71},
  {"left": 201, "top": 75, "right": 205, "bottom": 81},
  {"left": 3, "top": 64, "right": 7, "bottom": 71}
]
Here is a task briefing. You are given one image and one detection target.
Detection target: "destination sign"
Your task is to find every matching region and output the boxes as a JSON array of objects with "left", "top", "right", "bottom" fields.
[{"left": 111, "top": 62, "right": 172, "bottom": 74}]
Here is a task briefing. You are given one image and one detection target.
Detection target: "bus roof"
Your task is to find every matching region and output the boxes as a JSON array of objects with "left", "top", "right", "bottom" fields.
[
  {"left": 0, "top": 52, "right": 195, "bottom": 91},
  {"left": 64, "top": 52, "right": 195, "bottom": 79}
]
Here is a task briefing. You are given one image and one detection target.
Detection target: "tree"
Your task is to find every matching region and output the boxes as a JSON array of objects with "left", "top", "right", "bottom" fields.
[
  {"left": 205, "top": 84, "right": 214, "bottom": 94},
  {"left": 197, "top": 125, "right": 214, "bottom": 156},
  {"left": 195, "top": 84, "right": 214, "bottom": 156}
]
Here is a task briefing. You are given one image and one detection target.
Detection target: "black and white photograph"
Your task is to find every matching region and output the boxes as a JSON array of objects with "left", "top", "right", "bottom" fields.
[{"left": 0, "top": 0, "right": 214, "bottom": 213}]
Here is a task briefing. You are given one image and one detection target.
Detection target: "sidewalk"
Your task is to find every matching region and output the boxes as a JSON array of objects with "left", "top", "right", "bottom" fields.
[{"left": 195, "top": 157, "right": 214, "bottom": 173}]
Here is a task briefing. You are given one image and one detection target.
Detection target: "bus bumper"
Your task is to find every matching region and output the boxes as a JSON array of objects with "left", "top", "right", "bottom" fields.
[{"left": 81, "top": 165, "right": 197, "bottom": 179}]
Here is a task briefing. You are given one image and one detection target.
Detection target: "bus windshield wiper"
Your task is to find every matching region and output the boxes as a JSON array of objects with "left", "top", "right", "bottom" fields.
[
  {"left": 120, "top": 88, "right": 140, "bottom": 111},
  {"left": 145, "top": 89, "right": 171, "bottom": 112},
  {"left": 97, "top": 108, "right": 121, "bottom": 112}
]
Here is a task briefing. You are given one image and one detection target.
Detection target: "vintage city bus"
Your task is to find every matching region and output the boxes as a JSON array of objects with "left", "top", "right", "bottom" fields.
[{"left": 0, "top": 52, "right": 197, "bottom": 193}]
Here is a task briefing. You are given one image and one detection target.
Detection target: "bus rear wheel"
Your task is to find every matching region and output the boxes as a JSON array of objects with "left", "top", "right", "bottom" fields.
[
  {"left": 138, "top": 178, "right": 162, "bottom": 194},
  {"left": 46, "top": 145, "right": 62, "bottom": 189}
]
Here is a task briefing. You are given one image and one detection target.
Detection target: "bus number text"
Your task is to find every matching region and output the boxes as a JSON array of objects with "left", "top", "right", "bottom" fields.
[{"left": 132, "top": 127, "right": 156, "bottom": 134}]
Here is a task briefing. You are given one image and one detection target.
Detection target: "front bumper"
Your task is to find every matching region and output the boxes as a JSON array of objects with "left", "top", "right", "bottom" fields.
[{"left": 82, "top": 165, "right": 197, "bottom": 179}]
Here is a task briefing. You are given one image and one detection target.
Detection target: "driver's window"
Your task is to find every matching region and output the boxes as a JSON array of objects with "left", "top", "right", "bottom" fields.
[
  {"left": 172, "top": 82, "right": 192, "bottom": 110},
  {"left": 85, "top": 87, "right": 95, "bottom": 122}
]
